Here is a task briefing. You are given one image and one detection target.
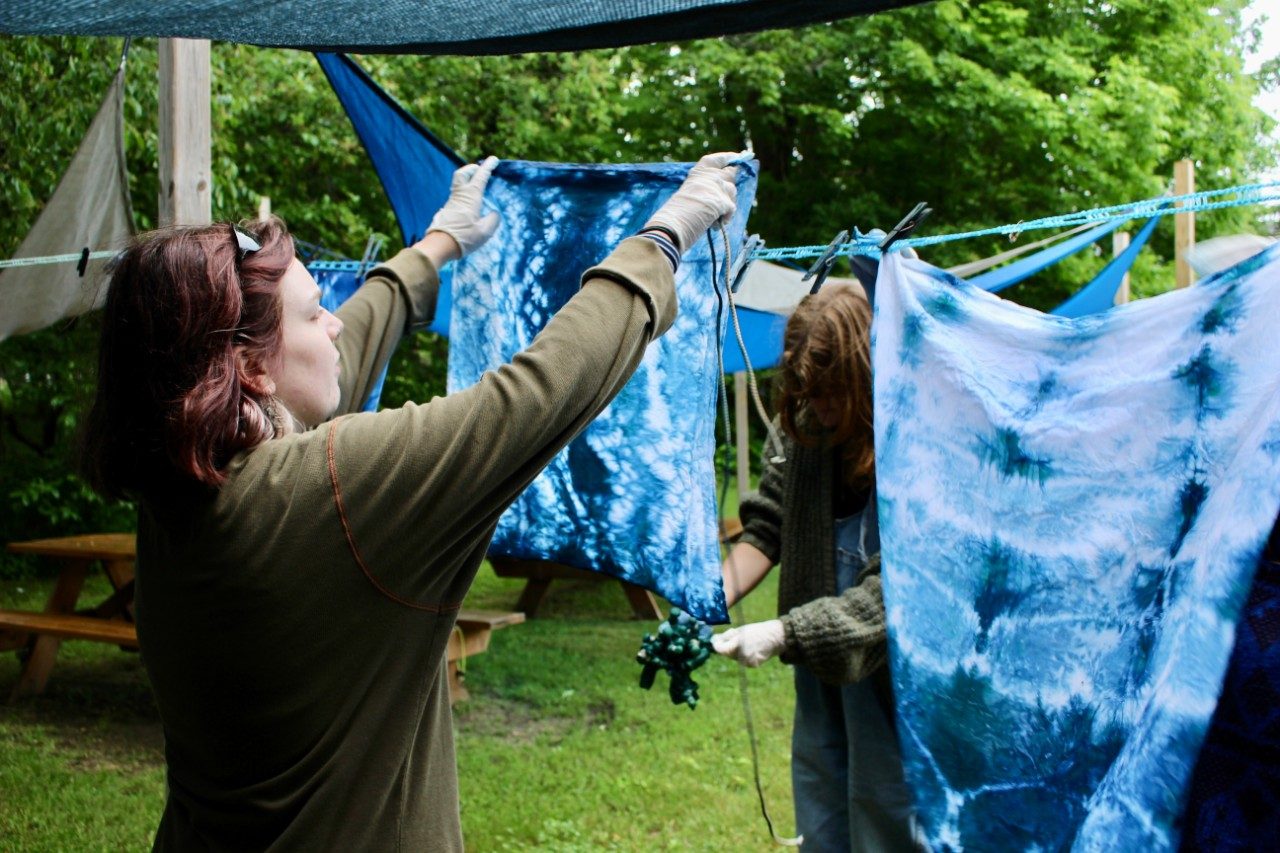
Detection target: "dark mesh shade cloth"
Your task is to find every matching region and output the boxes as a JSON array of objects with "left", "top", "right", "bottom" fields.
[{"left": 0, "top": 1, "right": 931, "bottom": 54}]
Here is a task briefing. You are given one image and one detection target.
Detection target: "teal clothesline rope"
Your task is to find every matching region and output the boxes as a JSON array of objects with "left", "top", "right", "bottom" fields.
[
  {"left": 0, "top": 250, "right": 118, "bottom": 270},
  {"left": 750, "top": 180, "right": 1280, "bottom": 262},
  {"left": 4, "top": 180, "right": 1279, "bottom": 271}
]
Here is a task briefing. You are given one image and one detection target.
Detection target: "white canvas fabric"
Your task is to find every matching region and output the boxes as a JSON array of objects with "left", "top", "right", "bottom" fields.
[{"left": 1, "top": 69, "right": 133, "bottom": 341}]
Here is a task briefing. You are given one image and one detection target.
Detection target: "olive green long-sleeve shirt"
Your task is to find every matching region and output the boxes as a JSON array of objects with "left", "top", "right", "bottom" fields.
[{"left": 136, "top": 237, "right": 675, "bottom": 852}]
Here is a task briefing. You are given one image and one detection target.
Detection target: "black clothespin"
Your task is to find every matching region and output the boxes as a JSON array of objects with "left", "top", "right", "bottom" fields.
[
  {"left": 801, "top": 229, "right": 850, "bottom": 294},
  {"left": 878, "top": 202, "right": 932, "bottom": 252},
  {"left": 77, "top": 247, "right": 91, "bottom": 278}
]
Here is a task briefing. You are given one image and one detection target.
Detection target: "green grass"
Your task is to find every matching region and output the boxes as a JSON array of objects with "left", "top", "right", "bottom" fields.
[{"left": 0, "top": 538, "right": 796, "bottom": 850}]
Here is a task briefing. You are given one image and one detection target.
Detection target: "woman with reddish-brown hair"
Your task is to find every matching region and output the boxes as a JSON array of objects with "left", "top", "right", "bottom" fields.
[
  {"left": 712, "top": 283, "right": 925, "bottom": 852},
  {"left": 83, "top": 152, "right": 743, "bottom": 851}
]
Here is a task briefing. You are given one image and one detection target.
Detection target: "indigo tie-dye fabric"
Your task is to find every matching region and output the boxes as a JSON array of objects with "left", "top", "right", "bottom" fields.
[
  {"left": 873, "top": 245, "right": 1280, "bottom": 850},
  {"left": 447, "top": 160, "right": 759, "bottom": 625}
]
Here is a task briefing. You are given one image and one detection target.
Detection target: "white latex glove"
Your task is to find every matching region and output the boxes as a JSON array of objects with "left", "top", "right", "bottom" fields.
[
  {"left": 644, "top": 150, "right": 748, "bottom": 253},
  {"left": 712, "top": 619, "right": 786, "bottom": 667},
  {"left": 426, "top": 156, "right": 501, "bottom": 256}
]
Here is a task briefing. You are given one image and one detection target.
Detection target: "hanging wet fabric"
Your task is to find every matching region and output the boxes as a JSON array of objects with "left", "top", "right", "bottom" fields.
[
  {"left": 448, "top": 160, "right": 759, "bottom": 624},
  {"left": 315, "top": 51, "right": 786, "bottom": 376},
  {"left": 872, "top": 245, "right": 1280, "bottom": 849}
]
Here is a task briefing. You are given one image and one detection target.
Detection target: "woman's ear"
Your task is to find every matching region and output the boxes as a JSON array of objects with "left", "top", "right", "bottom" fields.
[{"left": 235, "top": 349, "right": 276, "bottom": 397}]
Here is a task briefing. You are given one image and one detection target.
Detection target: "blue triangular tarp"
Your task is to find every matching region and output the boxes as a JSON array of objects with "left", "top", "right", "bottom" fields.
[
  {"left": 314, "top": 53, "right": 462, "bottom": 248},
  {"left": 1052, "top": 214, "right": 1162, "bottom": 319},
  {"left": 970, "top": 216, "right": 1131, "bottom": 294},
  {"left": 318, "top": 51, "right": 785, "bottom": 373}
]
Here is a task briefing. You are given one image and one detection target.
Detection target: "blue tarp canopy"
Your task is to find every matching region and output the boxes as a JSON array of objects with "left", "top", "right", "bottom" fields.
[{"left": 0, "top": 1, "right": 931, "bottom": 54}]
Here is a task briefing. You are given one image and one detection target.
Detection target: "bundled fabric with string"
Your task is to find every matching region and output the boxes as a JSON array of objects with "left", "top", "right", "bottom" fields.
[
  {"left": 448, "top": 159, "right": 759, "bottom": 624},
  {"left": 872, "top": 246, "right": 1280, "bottom": 849}
]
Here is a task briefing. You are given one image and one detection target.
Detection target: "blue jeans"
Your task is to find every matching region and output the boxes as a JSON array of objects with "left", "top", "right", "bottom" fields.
[{"left": 791, "top": 512, "right": 920, "bottom": 852}]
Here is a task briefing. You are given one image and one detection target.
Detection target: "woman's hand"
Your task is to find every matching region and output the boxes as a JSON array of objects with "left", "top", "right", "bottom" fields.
[
  {"left": 644, "top": 150, "right": 749, "bottom": 254},
  {"left": 712, "top": 618, "right": 786, "bottom": 667},
  {"left": 419, "top": 156, "right": 502, "bottom": 261}
]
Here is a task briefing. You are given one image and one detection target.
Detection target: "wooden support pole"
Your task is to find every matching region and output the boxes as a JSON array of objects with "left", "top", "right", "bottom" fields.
[
  {"left": 158, "top": 39, "right": 212, "bottom": 227},
  {"left": 1112, "top": 232, "right": 1131, "bottom": 305},
  {"left": 1174, "top": 159, "right": 1196, "bottom": 289},
  {"left": 734, "top": 372, "right": 750, "bottom": 505}
]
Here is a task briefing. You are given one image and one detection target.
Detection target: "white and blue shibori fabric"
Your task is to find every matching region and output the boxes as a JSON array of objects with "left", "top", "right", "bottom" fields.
[
  {"left": 448, "top": 160, "right": 759, "bottom": 625},
  {"left": 873, "top": 245, "right": 1280, "bottom": 849}
]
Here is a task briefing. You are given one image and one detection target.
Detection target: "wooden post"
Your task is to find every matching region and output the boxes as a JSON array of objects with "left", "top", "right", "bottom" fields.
[
  {"left": 1174, "top": 159, "right": 1196, "bottom": 288},
  {"left": 734, "top": 372, "right": 750, "bottom": 505},
  {"left": 1112, "top": 232, "right": 1131, "bottom": 305},
  {"left": 158, "top": 39, "right": 212, "bottom": 227}
]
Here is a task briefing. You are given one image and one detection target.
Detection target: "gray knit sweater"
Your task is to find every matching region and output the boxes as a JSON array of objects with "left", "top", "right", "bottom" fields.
[{"left": 737, "top": 430, "right": 888, "bottom": 685}]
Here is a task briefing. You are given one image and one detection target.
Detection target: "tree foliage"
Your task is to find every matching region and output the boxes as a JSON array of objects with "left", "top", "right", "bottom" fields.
[{"left": 0, "top": 1, "right": 1274, "bottom": 574}]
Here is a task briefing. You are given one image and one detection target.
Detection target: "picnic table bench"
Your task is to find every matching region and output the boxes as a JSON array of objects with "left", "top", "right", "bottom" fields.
[{"left": 0, "top": 533, "right": 521, "bottom": 704}]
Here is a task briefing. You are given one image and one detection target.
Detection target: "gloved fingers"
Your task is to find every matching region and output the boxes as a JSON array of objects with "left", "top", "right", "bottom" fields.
[
  {"left": 711, "top": 179, "right": 738, "bottom": 223},
  {"left": 474, "top": 211, "right": 501, "bottom": 244},
  {"left": 642, "top": 152, "right": 742, "bottom": 253},
  {"left": 693, "top": 151, "right": 740, "bottom": 171},
  {"left": 685, "top": 175, "right": 736, "bottom": 226},
  {"left": 468, "top": 155, "right": 499, "bottom": 188},
  {"left": 450, "top": 162, "right": 480, "bottom": 191},
  {"left": 692, "top": 149, "right": 754, "bottom": 172},
  {"left": 450, "top": 155, "right": 499, "bottom": 193},
  {"left": 722, "top": 619, "right": 786, "bottom": 667},
  {"left": 711, "top": 628, "right": 741, "bottom": 658}
]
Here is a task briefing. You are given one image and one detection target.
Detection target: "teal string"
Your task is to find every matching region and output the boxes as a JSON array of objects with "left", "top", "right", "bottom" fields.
[
  {"left": 5, "top": 181, "right": 1278, "bottom": 271},
  {"left": 750, "top": 180, "right": 1280, "bottom": 262}
]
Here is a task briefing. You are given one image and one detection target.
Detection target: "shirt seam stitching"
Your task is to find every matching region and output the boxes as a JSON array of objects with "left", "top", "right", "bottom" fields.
[{"left": 326, "top": 416, "right": 463, "bottom": 614}]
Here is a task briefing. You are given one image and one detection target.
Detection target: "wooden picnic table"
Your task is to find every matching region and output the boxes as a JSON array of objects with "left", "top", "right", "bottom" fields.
[
  {"left": 490, "top": 557, "right": 664, "bottom": 620},
  {"left": 0, "top": 533, "right": 521, "bottom": 704},
  {"left": 0, "top": 533, "right": 138, "bottom": 701},
  {"left": 487, "top": 517, "right": 745, "bottom": 621}
]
